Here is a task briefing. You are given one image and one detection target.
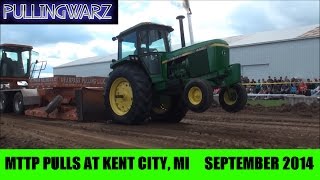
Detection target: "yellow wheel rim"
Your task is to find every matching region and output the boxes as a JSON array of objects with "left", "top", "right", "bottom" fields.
[
  {"left": 223, "top": 88, "right": 237, "bottom": 105},
  {"left": 109, "top": 77, "right": 133, "bottom": 116},
  {"left": 188, "top": 87, "right": 202, "bottom": 105}
]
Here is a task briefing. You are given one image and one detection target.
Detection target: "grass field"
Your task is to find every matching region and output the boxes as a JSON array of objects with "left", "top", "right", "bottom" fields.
[{"left": 247, "top": 99, "right": 287, "bottom": 107}]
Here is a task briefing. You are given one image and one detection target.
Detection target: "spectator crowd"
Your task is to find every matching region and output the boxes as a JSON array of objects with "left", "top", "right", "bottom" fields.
[{"left": 241, "top": 76, "right": 320, "bottom": 96}]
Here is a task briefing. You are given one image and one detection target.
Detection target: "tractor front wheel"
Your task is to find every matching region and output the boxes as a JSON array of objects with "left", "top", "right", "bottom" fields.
[
  {"left": 184, "top": 79, "right": 213, "bottom": 113},
  {"left": 105, "top": 64, "right": 152, "bottom": 124},
  {"left": 219, "top": 84, "right": 247, "bottom": 112},
  {"left": 0, "top": 92, "right": 12, "bottom": 113},
  {"left": 13, "top": 92, "right": 24, "bottom": 115}
]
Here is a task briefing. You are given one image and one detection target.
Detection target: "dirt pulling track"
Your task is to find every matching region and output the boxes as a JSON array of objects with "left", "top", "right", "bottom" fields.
[{"left": 0, "top": 104, "right": 319, "bottom": 148}]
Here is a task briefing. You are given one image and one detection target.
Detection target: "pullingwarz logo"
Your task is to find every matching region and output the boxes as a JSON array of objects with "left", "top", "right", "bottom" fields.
[
  {"left": 3, "top": 4, "right": 112, "bottom": 20},
  {"left": 1, "top": 1, "right": 118, "bottom": 24}
]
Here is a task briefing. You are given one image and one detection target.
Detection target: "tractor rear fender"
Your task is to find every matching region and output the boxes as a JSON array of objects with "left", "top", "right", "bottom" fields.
[
  {"left": 110, "top": 60, "right": 150, "bottom": 79},
  {"left": 111, "top": 59, "right": 140, "bottom": 69},
  {"left": 20, "top": 89, "right": 41, "bottom": 106}
]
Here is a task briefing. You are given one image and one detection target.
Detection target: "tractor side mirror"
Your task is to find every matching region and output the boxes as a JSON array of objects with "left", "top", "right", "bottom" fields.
[{"left": 112, "top": 37, "right": 117, "bottom": 41}]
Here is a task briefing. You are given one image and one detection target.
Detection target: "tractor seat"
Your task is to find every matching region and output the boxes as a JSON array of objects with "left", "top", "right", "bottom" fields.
[
  {"left": 10, "top": 61, "right": 25, "bottom": 76},
  {"left": 1, "top": 57, "right": 14, "bottom": 76}
]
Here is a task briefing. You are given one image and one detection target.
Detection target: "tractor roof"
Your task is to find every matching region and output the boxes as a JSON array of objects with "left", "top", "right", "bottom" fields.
[
  {"left": 116, "top": 22, "right": 174, "bottom": 38},
  {"left": 0, "top": 43, "right": 33, "bottom": 51}
]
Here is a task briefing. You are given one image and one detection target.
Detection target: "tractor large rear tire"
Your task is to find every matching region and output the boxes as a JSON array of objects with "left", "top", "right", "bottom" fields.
[
  {"left": 104, "top": 64, "right": 152, "bottom": 124},
  {"left": 151, "top": 94, "right": 188, "bottom": 123},
  {"left": 219, "top": 84, "right": 247, "bottom": 112}
]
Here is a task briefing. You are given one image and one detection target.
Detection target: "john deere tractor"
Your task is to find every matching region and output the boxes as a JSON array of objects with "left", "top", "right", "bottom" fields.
[{"left": 105, "top": 19, "right": 247, "bottom": 124}]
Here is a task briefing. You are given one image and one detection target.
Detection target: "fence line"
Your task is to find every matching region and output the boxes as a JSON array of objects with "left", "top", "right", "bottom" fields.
[{"left": 241, "top": 82, "right": 320, "bottom": 86}]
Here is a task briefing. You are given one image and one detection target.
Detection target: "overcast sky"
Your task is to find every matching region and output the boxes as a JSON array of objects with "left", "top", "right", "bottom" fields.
[{"left": 1, "top": 0, "right": 319, "bottom": 77}]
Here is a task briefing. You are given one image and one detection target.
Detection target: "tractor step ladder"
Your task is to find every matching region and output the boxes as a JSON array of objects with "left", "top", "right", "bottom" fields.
[{"left": 31, "top": 61, "right": 47, "bottom": 78}]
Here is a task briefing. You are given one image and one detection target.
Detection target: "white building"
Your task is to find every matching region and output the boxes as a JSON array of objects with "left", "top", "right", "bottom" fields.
[
  {"left": 54, "top": 24, "right": 320, "bottom": 80},
  {"left": 226, "top": 24, "right": 319, "bottom": 80},
  {"left": 53, "top": 54, "right": 116, "bottom": 77}
]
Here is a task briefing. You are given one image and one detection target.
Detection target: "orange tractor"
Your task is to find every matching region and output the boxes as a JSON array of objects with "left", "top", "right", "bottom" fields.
[{"left": 0, "top": 44, "right": 108, "bottom": 120}]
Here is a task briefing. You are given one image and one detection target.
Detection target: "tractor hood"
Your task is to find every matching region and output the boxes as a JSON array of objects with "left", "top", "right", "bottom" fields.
[{"left": 163, "top": 39, "right": 229, "bottom": 63}]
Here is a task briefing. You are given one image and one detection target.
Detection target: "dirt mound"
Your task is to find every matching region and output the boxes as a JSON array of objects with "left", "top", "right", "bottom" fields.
[
  {"left": 1, "top": 107, "right": 319, "bottom": 148},
  {"left": 210, "top": 102, "right": 319, "bottom": 117},
  {"left": 245, "top": 103, "right": 265, "bottom": 112},
  {"left": 245, "top": 102, "right": 319, "bottom": 117}
]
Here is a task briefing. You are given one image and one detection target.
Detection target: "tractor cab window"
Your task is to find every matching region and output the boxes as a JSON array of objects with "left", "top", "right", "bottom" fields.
[
  {"left": 138, "top": 29, "right": 169, "bottom": 75},
  {"left": 31, "top": 51, "right": 39, "bottom": 63},
  {"left": 167, "top": 32, "right": 172, "bottom": 51},
  {"left": 6, "top": 51, "right": 18, "bottom": 61},
  {"left": 22, "top": 51, "right": 31, "bottom": 75},
  {"left": 139, "top": 29, "right": 168, "bottom": 53},
  {"left": 149, "top": 30, "right": 166, "bottom": 52},
  {"left": 119, "top": 32, "right": 137, "bottom": 59},
  {"left": 139, "top": 31, "right": 148, "bottom": 54},
  {"left": 0, "top": 50, "right": 30, "bottom": 77}
]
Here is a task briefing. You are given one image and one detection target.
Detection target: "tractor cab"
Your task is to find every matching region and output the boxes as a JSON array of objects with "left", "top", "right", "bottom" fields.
[
  {"left": 0, "top": 44, "right": 42, "bottom": 89},
  {"left": 0, "top": 44, "right": 35, "bottom": 78},
  {"left": 113, "top": 22, "right": 174, "bottom": 75}
]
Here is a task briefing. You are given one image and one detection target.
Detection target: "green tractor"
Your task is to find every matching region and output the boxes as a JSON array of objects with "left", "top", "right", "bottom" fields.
[{"left": 104, "top": 20, "right": 247, "bottom": 124}]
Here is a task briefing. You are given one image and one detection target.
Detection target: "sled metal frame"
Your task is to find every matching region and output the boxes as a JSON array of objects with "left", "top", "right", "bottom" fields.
[{"left": 25, "top": 75, "right": 109, "bottom": 121}]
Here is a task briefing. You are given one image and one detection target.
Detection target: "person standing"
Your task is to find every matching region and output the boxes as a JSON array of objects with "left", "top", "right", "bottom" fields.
[
  {"left": 298, "top": 81, "right": 307, "bottom": 95},
  {"left": 284, "top": 76, "right": 290, "bottom": 82},
  {"left": 307, "top": 79, "right": 315, "bottom": 90},
  {"left": 290, "top": 84, "right": 297, "bottom": 94},
  {"left": 255, "top": 79, "right": 261, "bottom": 93}
]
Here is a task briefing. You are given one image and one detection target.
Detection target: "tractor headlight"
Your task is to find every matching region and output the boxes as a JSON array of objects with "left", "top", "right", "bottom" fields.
[
  {"left": 0, "top": 83, "right": 10, "bottom": 89},
  {"left": 17, "top": 81, "right": 28, "bottom": 86}
]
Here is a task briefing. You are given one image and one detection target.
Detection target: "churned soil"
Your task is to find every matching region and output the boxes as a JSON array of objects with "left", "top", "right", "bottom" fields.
[{"left": 0, "top": 103, "right": 319, "bottom": 148}]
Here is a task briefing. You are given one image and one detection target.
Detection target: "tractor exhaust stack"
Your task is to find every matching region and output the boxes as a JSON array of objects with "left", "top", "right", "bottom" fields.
[{"left": 176, "top": 15, "right": 186, "bottom": 48}]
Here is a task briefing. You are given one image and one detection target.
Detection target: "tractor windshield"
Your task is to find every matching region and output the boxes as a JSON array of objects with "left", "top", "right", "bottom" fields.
[
  {"left": 118, "top": 28, "right": 171, "bottom": 59},
  {"left": 120, "top": 32, "right": 137, "bottom": 59},
  {"left": 0, "top": 48, "right": 31, "bottom": 78},
  {"left": 139, "top": 29, "right": 170, "bottom": 53}
]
